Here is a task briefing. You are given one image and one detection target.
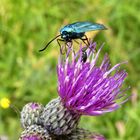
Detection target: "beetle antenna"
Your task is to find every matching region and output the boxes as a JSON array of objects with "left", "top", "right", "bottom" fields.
[{"left": 39, "top": 34, "right": 61, "bottom": 52}]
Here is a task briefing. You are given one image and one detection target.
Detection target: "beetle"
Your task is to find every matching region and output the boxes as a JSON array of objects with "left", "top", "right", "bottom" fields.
[
  {"left": 81, "top": 50, "right": 87, "bottom": 63},
  {"left": 39, "top": 21, "right": 107, "bottom": 52}
]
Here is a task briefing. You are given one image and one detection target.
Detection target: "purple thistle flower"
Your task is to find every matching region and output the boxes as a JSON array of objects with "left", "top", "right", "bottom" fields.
[
  {"left": 57, "top": 42, "right": 128, "bottom": 116},
  {"left": 21, "top": 135, "right": 40, "bottom": 140}
]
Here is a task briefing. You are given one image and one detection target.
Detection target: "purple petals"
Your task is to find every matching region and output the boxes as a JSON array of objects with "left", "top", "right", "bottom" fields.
[{"left": 57, "top": 42, "right": 128, "bottom": 116}]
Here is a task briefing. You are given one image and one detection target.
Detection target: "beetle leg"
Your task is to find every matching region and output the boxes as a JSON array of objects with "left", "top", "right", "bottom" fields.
[
  {"left": 81, "top": 35, "right": 97, "bottom": 52},
  {"left": 81, "top": 35, "right": 90, "bottom": 45},
  {"left": 66, "top": 41, "right": 76, "bottom": 55},
  {"left": 84, "top": 35, "right": 90, "bottom": 45},
  {"left": 57, "top": 39, "right": 65, "bottom": 54}
]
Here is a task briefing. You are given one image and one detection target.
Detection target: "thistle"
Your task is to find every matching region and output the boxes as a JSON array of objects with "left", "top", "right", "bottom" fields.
[
  {"left": 57, "top": 43, "right": 128, "bottom": 115},
  {"left": 21, "top": 102, "right": 44, "bottom": 128},
  {"left": 62, "top": 128, "right": 106, "bottom": 140},
  {"left": 19, "top": 125, "right": 52, "bottom": 140},
  {"left": 40, "top": 97, "right": 80, "bottom": 135},
  {"left": 40, "top": 42, "right": 128, "bottom": 136}
]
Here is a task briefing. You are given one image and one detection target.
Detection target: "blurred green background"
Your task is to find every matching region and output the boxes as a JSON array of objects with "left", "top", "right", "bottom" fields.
[{"left": 0, "top": 0, "right": 140, "bottom": 139}]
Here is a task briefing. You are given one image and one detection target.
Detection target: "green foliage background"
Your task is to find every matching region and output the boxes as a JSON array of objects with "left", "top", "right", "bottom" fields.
[{"left": 0, "top": 0, "right": 140, "bottom": 139}]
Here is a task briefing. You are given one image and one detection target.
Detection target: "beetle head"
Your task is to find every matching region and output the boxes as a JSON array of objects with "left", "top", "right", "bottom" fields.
[{"left": 61, "top": 31, "right": 71, "bottom": 42}]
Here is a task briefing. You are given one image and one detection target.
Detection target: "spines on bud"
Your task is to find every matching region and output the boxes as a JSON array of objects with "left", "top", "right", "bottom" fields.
[
  {"left": 40, "top": 98, "right": 80, "bottom": 135},
  {"left": 19, "top": 125, "right": 52, "bottom": 140},
  {"left": 20, "top": 102, "right": 44, "bottom": 128},
  {"left": 53, "top": 128, "right": 106, "bottom": 140}
]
